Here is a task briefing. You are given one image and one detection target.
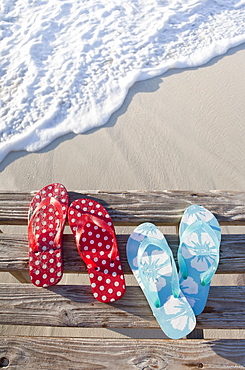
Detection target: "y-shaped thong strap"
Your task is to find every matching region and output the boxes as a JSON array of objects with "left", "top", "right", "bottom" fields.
[
  {"left": 178, "top": 220, "right": 220, "bottom": 286},
  {"left": 74, "top": 213, "right": 118, "bottom": 269},
  {"left": 137, "top": 236, "right": 181, "bottom": 308},
  {"left": 28, "top": 197, "right": 64, "bottom": 253}
]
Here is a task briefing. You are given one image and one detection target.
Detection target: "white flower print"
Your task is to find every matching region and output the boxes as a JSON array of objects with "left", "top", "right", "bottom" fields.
[
  {"left": 181, "top": 245, "right": 193, "bottom": 260},
  {"left": 163, "top": 295, "right": 196, "bottom": 332},
  {"left": 133, "top": 251, "right": 148, "bottom": 268},
  {"left": 131, "top": 223, "right": 164, "bottom": 241},
  {"left": 180, "top": 276, "right": 198, "bottom": 295},
  {"left": 191, "top": 257, "right": 210, "bottom": 271},
  {"left": 171, "top": 314, "right": 188, "bottom": 331},
  {"left": 135, "top": 271, "right": 167, "bottom": 294},
  {"left": 180, "top": 277, "right": 199, "bottom": 308},
  {"left": 164, "top": 295, "right": 184, "bottom": 315},
  {"left": 182, "top": 231, "right": 217, "bottom": 272},
  {"left": 139, "top": 249, "right": 171, "bottom": 292},
  {"left": 182, "top": 205, "right": 214, "bottom": 226},
  {"left": 130, "top": 232, "right": 145, "bottom": 242},
  {"left": 134, "top": 269, "right": 145, "bottom": 291},
  {"left": 183, "top": 233, "right": 199, "bottom": 256},
  {"left": 201, "top": 232, "right": 215, "bottom": 247},
  {"left": 156, "top": 276, "right": 167, "bottom": 291},
  {"left": 186, "top": 296, "right": 196, "bottom": 308},
  {"left": 151, "top": 250, "right": 172, "bottom": 276},
  {"left": 188, "top": 316, "right": 196, "bottom": 331}
]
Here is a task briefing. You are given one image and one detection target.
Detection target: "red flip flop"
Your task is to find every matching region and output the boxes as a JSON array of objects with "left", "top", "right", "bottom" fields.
[
  {"left": 68, "top": 199, "right": 126, "bottom": 302},
  {"left": 28, "top": 183, "right": 69, "bottom": 287}
]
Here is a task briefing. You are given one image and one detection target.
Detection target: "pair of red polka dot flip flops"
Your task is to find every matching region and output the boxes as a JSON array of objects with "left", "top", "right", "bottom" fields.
[{"left": 28, "top": 183, "right": 126, "bottom": 303}]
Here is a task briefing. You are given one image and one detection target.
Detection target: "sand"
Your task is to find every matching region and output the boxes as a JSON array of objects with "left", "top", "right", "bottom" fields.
[
  {"left": 0, "top": 43, "right": 245, "bottom": 191},
  {"left": 0, "top": 43, "right": 245, "bottom": 339}
]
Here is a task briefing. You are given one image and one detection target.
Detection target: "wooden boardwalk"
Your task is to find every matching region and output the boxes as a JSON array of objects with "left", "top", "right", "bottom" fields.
[{"left": 0, "top": 190, "right": 245, "bottom": 369}]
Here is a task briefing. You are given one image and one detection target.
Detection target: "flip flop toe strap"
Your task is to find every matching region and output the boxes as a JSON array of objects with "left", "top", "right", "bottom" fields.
[
  {"left": 28, "top": 197, "right": 64, "bottom": 253},
  {"left": 75, "top": 213, "right": 118, "bottom": 269},
  {"left": 137, "top": 237, "right": 181, "bottom": 308},
  {"left": 178, "top": 220, "right": 220, "bottom": 286}
]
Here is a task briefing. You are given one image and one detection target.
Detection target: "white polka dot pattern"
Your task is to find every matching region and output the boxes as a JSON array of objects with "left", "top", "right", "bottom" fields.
[
  {"left": 28, "top": 183, "right": 69, "bottom": 288},
  {"left": 68, "top": 198, "right": 126, "bottom": 303}
]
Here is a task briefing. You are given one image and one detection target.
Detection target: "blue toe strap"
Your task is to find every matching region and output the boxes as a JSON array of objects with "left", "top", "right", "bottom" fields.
[
  {"left": 137, "top": 236, "right": 181, "bottom": 308},
  {"left": 178, "top": 220, "right": 220, "bottom": 286}
]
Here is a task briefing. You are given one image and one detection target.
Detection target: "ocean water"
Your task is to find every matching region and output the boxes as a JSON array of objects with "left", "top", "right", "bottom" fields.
[{"left": 0, "top": 0, "right": 245, "bottom": 162}]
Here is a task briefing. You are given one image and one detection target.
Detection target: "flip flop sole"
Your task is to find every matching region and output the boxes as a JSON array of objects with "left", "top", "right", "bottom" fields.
[
  {"left": 127, "top": 222, "right": 196, "bottom": 339},
  {"left": 68, "top": 199, "right": 125, "bottom": 303},
  {"left": 178, "top": 205, "right": 221, "bottom": 315},
  {"left": 28, "top": 183, "right": 69, "bottom": 287}
]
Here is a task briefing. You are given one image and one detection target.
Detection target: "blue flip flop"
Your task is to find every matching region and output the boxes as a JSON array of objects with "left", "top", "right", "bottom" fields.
[
  {"left": 178, "top": 205, "right": 221, "bottom": 316},
  {"left": 127, "top": 222, "right": 196, "bottom": 339}
]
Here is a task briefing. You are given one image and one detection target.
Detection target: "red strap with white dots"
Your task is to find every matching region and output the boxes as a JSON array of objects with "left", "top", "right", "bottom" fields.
[
  {"left": 28, "top": 197, "right": 63, "bottom": 253},
  {"left": 74, "top": 213, "right": 118, "bottom": 269}
]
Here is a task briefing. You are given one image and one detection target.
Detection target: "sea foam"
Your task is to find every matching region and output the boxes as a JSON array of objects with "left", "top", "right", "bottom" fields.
[{"left": 0, "top": 0, "right": 245, "bottom": 162}]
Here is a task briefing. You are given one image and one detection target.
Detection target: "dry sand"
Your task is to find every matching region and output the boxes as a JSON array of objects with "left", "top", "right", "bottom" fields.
[
  {"left": 0, "top": 43, "right": 245, "bottom": 191},
  {"left": 0, "top": 43, "right": 245, "bottom": 339}
]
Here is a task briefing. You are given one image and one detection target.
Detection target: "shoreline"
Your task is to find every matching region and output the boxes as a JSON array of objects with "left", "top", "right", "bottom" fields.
[{"left": 0, "top": 43, "right": 244, "bottom": 191}]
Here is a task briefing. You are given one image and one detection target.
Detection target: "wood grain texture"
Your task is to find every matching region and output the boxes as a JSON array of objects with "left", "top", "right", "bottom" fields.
[
  {"left": 0, "top": 284, "right": 244, "bottom": 330},
  {"left": 0, "top": 337, "right": 245, "bottom": 369},
  {"left": 1, "top": 190, "right": 245, "bottom": 225},
  {"left": 0, "top": 233, "right": 245, "bottom": 274}
]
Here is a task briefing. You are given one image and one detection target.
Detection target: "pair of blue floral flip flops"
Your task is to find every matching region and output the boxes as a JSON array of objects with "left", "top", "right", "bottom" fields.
[{"left": 127, "top": 205, "right": 221, "bottom": 339}]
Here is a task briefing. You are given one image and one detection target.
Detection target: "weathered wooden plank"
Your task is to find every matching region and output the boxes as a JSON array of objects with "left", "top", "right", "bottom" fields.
[
  {"left": 0, "top": 233, "right": 244, "bottom": 274},
  {"left": 0, "top": 337, "right": 245, "bottom": 369},
  {"left": 0, "top": 284, "right": 244, "bottom": 330},
  {"left": 9, "top": 271, "right": 30, "bottom": 283},
  {"left": 1, "top": 190, "right": 245, "bottom": 225},
  {"left": 187, "top": 328, "right": 204, "bottom": 339}
]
